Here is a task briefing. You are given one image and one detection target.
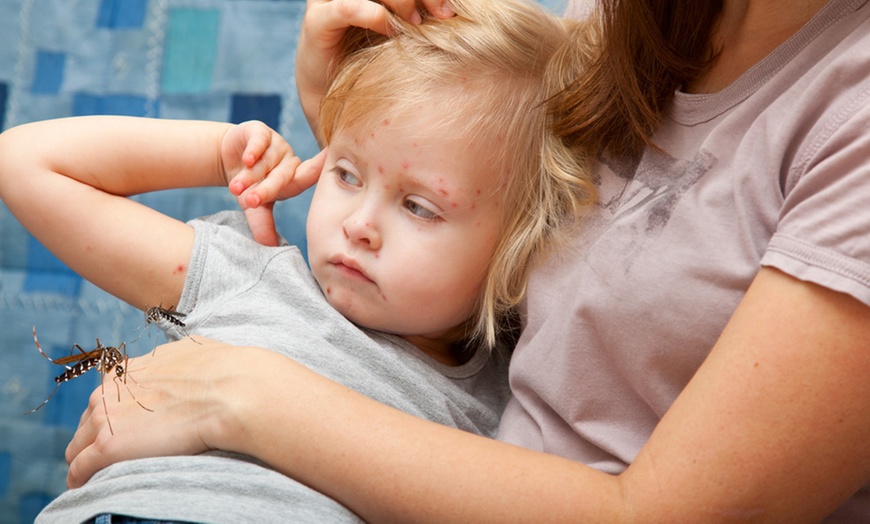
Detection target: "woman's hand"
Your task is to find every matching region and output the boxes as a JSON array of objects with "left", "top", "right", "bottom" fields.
[
  {"left": 296, "top": 0, "right": 454, "bottom": 139},
  {"left": 220, "top": 121, "right": 323, "bottom": 246},
  {"left": 65, "top": 337, "right": 259, "bottom": 488}
]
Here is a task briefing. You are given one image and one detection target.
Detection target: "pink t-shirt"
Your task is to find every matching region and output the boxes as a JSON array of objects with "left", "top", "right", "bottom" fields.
[{"left": 499, "top": 0, "right": 870, "bottom": 519}]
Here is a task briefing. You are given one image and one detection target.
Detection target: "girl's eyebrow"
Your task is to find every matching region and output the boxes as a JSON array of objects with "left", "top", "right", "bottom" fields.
[{"left": 397, "top": 169, "right": 461, "bottom": 205}]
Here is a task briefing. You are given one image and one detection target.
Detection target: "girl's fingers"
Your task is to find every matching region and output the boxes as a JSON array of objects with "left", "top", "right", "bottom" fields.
[
  {"left": 237, "top": 148, "right": 326, "bottom": 210},
  {"left": 230, "top": 147, "right": 301, "bottom": 202},
  {"left": 244, "top": 204, "right": 280, "bottom": 247},
  {"left": 240, "top": 126, "right": 272, "bottom": 168}
]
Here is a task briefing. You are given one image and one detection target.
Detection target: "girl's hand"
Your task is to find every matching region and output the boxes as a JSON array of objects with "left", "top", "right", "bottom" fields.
[
  {"left": 296, "top": 0, "right": 454, "bottom": 139},
  {"left": 64, "top": 337, "right": 259, "bottom": 488},
  {"left": 220, "top": 121, "right": 323, "bottom": 246}
]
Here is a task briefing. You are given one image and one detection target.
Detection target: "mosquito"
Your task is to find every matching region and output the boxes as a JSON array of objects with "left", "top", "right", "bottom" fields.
[
  {"left": 135, "top": 304, "right": 199, "bottom": 349},
  {"left": 145, "top": 304, "right": 187, "bottom": 329},
  {"left": 25, "top": 327, "right": 152, "bottom": 435}
]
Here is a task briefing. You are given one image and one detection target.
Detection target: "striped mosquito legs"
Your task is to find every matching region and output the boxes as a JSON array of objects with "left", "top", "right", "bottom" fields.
[{"left": 26, "top": 327, "right": 152, "bottom": 435}]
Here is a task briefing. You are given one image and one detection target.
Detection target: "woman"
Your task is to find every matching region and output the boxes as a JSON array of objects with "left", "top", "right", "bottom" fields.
[{"left": 63, "top": 0, "right": 870, "bottom": 521}]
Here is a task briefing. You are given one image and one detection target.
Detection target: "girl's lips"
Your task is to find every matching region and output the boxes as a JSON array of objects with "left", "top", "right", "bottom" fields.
[{"left": 329, "top": 256, "right": 373, "bottom": 283}]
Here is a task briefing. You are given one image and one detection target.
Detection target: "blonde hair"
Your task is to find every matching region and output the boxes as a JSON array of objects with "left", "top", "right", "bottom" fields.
[{"left": 320, "top": 0, "right": 596, "bottom": 349}]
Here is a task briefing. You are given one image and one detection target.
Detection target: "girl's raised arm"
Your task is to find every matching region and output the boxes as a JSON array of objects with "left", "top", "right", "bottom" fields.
[{"left": 0, "top": 116, "right": 296, "bottom": 310}]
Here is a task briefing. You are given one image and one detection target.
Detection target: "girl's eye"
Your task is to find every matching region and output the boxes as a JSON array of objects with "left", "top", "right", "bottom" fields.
[
  {"left": 404, "top": 198, "right": 439, "bottom": 221},
  {"left": 333, "top": 166, "right": 361, "bottom": 187}
]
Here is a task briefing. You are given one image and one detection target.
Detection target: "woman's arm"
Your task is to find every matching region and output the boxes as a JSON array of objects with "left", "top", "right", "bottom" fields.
[
  {"left": 66, "top": 267, "right": 870, "bottom": 521},
  {"left": 0, "top": 116, "right": 299, "bottom": 308}
]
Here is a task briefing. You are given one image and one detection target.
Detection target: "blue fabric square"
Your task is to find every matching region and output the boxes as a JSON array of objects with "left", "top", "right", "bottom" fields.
[
  {"left": 72, "top": 93, "right": 154, "bottom": 117},
  {"left": 162, "top": 9, "right": 220, "bottom": 94},
  {"left": 230, "top": 93, "right": 282, "bottom": 130},
  {"left": 0, "top": 452, "right": 10, "bottom": 496},
  {"left": 31, "top": 50, "right": 66, "bottom": 94},
  {"left": 19, "top": 493, "right": 55, "bottom": 524},
  {"left": 0, "top": 82, "right": 6, "bottom": 131},
  {"left": 96, "top": 0, "right": 148, "bottom": 29}
]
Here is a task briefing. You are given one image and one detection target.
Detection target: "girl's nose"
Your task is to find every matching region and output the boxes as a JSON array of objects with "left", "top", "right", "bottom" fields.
[{"left": 342, "top": 213, "right": 382, "bottom": 250}]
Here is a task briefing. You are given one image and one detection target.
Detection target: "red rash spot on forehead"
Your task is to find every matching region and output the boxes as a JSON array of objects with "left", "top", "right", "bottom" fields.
[
  {"left": 401, "top": 160, "right": 410, "bottom": 170},
  {"left": 382, "top": 118, "right": 390, "bottom": 126},
  {"left": 437, "top": 178, "right": 450, "bottom": 197}
]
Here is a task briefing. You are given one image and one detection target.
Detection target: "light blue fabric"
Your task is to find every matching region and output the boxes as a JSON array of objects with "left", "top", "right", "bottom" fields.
[{"left": 0, "top": 1, "right": 316, "bottom": 522}]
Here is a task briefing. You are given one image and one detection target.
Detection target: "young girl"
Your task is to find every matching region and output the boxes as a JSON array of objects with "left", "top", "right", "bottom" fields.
[{"left": 0, "top": 0, "right": 593, "bottom": 521}]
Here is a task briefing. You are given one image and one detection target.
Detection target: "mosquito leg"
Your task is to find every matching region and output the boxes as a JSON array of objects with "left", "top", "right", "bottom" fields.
[
  {"left": 24, "top": 382, "right": 61, "bottom": 414},
  {"left": 100, "top": 372, "right": 115, "bottom": 436},
  {"left": 113, "top": 372, "right": 154, "bottom": 412}
]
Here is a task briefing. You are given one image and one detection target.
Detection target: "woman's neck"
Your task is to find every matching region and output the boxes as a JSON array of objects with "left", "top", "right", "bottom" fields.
[{"left": 686, "top": 0, "right": 830, "bottom": 93}]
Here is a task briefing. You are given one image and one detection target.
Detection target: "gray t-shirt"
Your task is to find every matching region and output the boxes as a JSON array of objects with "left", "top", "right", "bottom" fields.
[
  {"left": 499, "top": 0, "right": 870, "bottom": 520},
  {"left": 38, "top": 210, "right": 510, "bottom": 523}
]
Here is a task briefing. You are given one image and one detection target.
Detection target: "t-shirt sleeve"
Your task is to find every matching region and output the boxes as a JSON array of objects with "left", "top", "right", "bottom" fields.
[
  {"left": 762, "top": 90, "right": 870, "bottom": 306},
  {"left": 174, "top": 210, "right": 291, "bottom": 323}
]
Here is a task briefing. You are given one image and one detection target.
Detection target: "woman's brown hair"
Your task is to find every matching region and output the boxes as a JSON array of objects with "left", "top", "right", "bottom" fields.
[{"left": 550, "top": 0, "right": 723, "bottom": 158}]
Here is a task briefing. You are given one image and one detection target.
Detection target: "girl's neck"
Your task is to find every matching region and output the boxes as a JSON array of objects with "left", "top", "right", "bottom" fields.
[
  {"left": 402, "top": 334, "right": 464, "bottom": 366},
  {"left": 686, "top": 0, "right": 830, "bottom": 93}
]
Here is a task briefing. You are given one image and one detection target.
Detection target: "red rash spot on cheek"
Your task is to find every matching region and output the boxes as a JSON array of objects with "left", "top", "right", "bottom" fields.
[
  {"left": 401, "top": 160, "right": 410, "bottom": 170},
  {"left": 326, "top": 287, "right": 332, "bottom": 295}
]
